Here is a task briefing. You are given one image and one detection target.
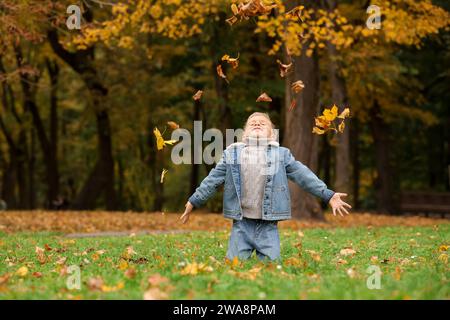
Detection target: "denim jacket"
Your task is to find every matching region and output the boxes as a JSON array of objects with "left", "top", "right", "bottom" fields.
[{"left": 188, "top": 141, "right": 335, "bottom": 221}]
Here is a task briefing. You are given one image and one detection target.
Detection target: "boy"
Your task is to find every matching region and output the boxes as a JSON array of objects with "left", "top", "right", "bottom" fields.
[{"left": 180, "top": 112, "right": 351, "bottom": 262}]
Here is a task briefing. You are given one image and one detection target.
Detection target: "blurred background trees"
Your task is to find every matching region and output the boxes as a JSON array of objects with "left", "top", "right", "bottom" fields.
[{"left": 0, "top": 0, "right": 449, "bottom": 219}]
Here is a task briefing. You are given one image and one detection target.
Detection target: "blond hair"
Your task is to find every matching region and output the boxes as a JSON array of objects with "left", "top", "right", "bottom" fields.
[{"left": 242, "top": 112, "right": 277, "bottom": 140}]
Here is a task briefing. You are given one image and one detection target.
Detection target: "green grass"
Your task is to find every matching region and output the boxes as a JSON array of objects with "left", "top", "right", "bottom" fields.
[{"left": 0, "top": 224, "right": 448, "bottom": 300}]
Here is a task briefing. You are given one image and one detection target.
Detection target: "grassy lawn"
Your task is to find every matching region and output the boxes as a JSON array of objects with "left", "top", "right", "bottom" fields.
[{"left": 0, "top": 224, "right": 448, "bottom": 300}]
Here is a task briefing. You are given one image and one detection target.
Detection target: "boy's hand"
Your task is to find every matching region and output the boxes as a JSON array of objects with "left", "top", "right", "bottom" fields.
[
  {"left": 179, "top": 201, "right": 194, "bottom": 224},
  {"left": 329, "top": 193, "right": 352, "bottom": 217}
]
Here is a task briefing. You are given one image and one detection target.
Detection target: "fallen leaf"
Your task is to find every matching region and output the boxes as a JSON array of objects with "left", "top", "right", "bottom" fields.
[
  {"left": 147, "top": 273, "right": 169, "bottom": 286},
  {"left": 346, "top": 267, "right": 357, "bottom": 278},
  {"left": 87, "top": 277, "right": 104, "bottom": 291},
  {"left": 305, "top": 250, "right": 321, "bottom": 262},
  {"left": 339, "top": 248, "right": 356, "bottom": 257},
  {"left": 143, "top": 287, "right": 168, "bottom": 300},
  {"left": 15, "top": 266, "right": 28, "bottom": 277}
]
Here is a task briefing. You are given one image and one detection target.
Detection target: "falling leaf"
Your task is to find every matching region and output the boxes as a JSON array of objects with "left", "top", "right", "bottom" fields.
[
  {"left": 276, "top": 59, "right": 293, "bottom": 78},
  {"left": 256, "top": 92, "right": 272, "bottom": 102},
  {"left": 289, "top": 99, "right": 297, "bottom": 111},
  {"left": 44, "top": 244, "right": 52, "bottom": 251},
  {"left": 153, "top": 127, "right": 178, "bottom": 151},
  {"left": 226, "top": 15, "right": 238, "bottom": 26},
  {"left": 192, "top": 90, "right": 203, "bottom": 101},
  {"left": 337, "top": 107, "right": 350, "bottom": 119},
  {"left": 160, "top": 168, "right": 168, "bottom": 184},
  {"left": 285, "top": 5, "right": 304, "bottom": 21},
  {"left": 338, "top": 120, "right": 345, "bottom": 133},
  {"left": 291, "top": 80, "right": 305, "bottom": 93},
  {"left": 312, "top": 127, "right": 325, "bottom": 135},
  {"left": 143, "top": 287, "right": 168, "bottom": 300},
  {"left": 167, "top": 121, "right": 179, "bottom": 130},
  {"left": 216, "top": 65, "right": 229, "bottom": 83},
  {"left": 323, "top": 104, "right": 338, "bottom": 121},
  {"left": 339, "top": 248, "right": 356, "bottom": 257},
  {"left": 226, "top": 0, "right": 277, "bottom": 25},
  {"left": 15, "top": 266, "right": 28, "bottom": 277},
  {"left": 438, "top": 245, "right": 448, "bottom": 252},
  {"left": 221, "top": 53, "right": 240, "bottom": 69}
]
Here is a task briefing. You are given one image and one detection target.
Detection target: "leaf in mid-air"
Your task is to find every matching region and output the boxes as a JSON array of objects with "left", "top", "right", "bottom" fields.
[
  {"left": 160, "top": 168, "right": 168, "bottom": 184},
  {"left": 256, "top": 92, "right": 272, "bottom": 102},
  {"left": 216, "top": 65, "right": 229, "bottom": 83},
  {"left": 153, "top": 127, "right": 178, "bottom": 151}
]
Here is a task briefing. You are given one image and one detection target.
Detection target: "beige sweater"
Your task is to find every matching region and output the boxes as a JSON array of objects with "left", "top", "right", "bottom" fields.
[{"left": 240, "top": 137, "right": 270, "bottom": 219}]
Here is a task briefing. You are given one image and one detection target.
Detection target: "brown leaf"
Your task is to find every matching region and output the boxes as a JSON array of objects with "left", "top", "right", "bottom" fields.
[
  {"left": 148, "top": 273, "right": 169, "bottom": 287},
  {"left": 289, "top": 99, "right": 297, "bottom": 111},
  {"left": 291, "top": 80, "right": 305, "bottom": 93},
  {"left": 167, "top": 121, "right": 179, "bottom": 129},
  {"left": 221, "top": 53, "right": 240, "bottom": 69},
  {"left": 192, "top": 90, "right": 203, "bottom": 101},
  {"left": 143, "top": 287, "right": 168, "bottom": 300},
  {"left": 87, "top": 277, "right": 104, "bottom": 291},
  {"left": 276, "top": 59, "right": 293, "bottom": 78},
  {"left": 256, "top": 92, "right": 272, "bottom": 102},
  {"left": 216, "top": 65, "right": 229, "bottom": 83}
]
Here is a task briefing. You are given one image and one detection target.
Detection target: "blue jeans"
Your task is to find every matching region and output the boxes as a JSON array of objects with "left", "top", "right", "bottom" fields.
[{"left": 226, "top": 217, "right": 281, "bottom": 262}]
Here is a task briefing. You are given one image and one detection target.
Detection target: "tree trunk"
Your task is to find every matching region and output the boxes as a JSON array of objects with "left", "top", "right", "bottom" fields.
[
  {"left": 283, "top": 40, "right": 323, "bottom": 220},
  {"left": 325, "top": 0, "right": 351, "bottom": 202},
  {"left": 350, "top": 117, "right": 360, "bottom": 209},
  {"left": 369, "top": 100, "right": 395, "bottom": 214},
  {"left": 48, "top": 18, "right": 116, "bottom": 210}
]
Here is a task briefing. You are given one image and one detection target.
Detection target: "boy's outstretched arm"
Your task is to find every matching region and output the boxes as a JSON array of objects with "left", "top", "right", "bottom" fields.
[
  {"left": 284, "top": 149, "right": 352, "bottom": 217},
  {"left": 180, "top": 150, "right": 227, "bottom": 223}
]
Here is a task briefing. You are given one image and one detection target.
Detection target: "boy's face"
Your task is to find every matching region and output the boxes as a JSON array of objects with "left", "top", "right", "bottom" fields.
[{"left": 244, "top": 115, "right": 273, "bottom": 139}]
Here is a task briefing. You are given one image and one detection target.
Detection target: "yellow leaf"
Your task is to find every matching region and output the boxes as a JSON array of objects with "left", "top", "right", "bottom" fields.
[
  {"left": 338, "top": 120, "right": 345, "bottom": 133},
  {"left": 15, "top": 266, "right": 28, "bottom": 277},
  {"left": 118, "top": 259, "right": 129, "bottom": 270},
  {"left": 160, "top": 169, "right": 168, "bottom": 184},
  {"left": 312, "top": 127, "right": 325, "bottom": 135},
  {"left": 153, "top": 127, "right": 177, "bottom": 151},
  {"left": 337, "top": 107, "right": 350, "bottom": 119},
  {"left": 323, "top": 104, "right": 338, "bottom": 121}
]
